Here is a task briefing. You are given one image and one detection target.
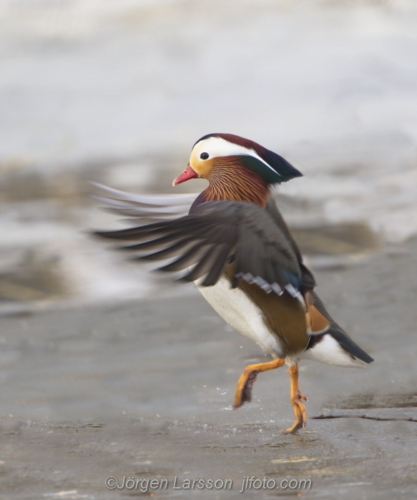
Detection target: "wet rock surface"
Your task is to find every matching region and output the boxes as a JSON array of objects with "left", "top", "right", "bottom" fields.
[{"left": 1, "top": 237, "right": 417, "bottom": 499}]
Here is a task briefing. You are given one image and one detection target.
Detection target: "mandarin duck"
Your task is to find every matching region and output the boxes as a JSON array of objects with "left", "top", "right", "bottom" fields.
[{"left": 94, "top": 133, "right": 373, "bottom": 434}]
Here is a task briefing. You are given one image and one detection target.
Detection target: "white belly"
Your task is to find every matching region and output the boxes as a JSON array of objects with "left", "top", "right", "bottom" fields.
[{"left": 196, "top": 277, "right": 284, "bottom": 357}]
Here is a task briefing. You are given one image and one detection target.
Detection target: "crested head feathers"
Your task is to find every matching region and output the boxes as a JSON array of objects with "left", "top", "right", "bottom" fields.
[{"left": 191, "top": 133, "right": 302, "bottom": 184}]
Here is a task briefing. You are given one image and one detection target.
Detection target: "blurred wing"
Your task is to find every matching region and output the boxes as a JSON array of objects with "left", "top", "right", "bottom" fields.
[
  {"left": 94, "top": 198, "right": 303, "bottom": 298},
  {"left": 91, "top": 182, "right": 198, "bottom": 222}
]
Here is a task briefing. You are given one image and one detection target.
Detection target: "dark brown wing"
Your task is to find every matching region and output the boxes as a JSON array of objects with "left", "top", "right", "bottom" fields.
[
  {"left": 265, "top": 195, "right": 315, "bottom": 291},
  {"left": 94, "top": 200, "right": 303, "bottom": 298}
]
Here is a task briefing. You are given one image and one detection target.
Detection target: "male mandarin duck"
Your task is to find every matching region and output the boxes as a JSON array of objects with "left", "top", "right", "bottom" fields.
[{"left": 94, "top": 133, "right": 373, "bottom": 434}]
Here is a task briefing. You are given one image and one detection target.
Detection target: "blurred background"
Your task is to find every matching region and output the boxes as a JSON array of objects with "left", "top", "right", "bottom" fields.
[{"left": 1, "top": 0, "right": 416, "bottom": 310}]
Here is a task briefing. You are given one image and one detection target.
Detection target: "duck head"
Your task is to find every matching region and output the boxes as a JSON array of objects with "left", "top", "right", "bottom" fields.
[{"left": 173, "top": 133, "right": 302, "bottom": 186}]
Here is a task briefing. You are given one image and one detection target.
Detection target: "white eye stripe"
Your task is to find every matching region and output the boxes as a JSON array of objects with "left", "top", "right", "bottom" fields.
[{"left": 193, "top": 137, "right": 277, "bottom": 174}]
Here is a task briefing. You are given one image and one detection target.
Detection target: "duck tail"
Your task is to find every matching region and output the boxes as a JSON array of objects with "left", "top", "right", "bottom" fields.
[{"left": 309, "top": 291, "right": 374, "bottom": 364}]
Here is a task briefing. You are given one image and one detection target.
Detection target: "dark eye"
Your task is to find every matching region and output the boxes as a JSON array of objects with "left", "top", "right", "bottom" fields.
[{"left": 200, "top": 152, "right": 209, "bottom": 160}]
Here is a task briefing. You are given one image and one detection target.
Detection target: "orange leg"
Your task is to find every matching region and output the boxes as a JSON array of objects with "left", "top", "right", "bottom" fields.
[
  {"left": 280, "top": 363, "right": 308, "bottom": 434},
  {"left": 233, "top": 358, "right": 285, "bottom": 409}
]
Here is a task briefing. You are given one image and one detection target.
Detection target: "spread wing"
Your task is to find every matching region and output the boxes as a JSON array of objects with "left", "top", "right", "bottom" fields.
[
  {"left": 94, "top": 194, "right": 303, "bottom": 299},
  {"left": 91, "top": 182, "right": 197, "bottom": 222}
]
